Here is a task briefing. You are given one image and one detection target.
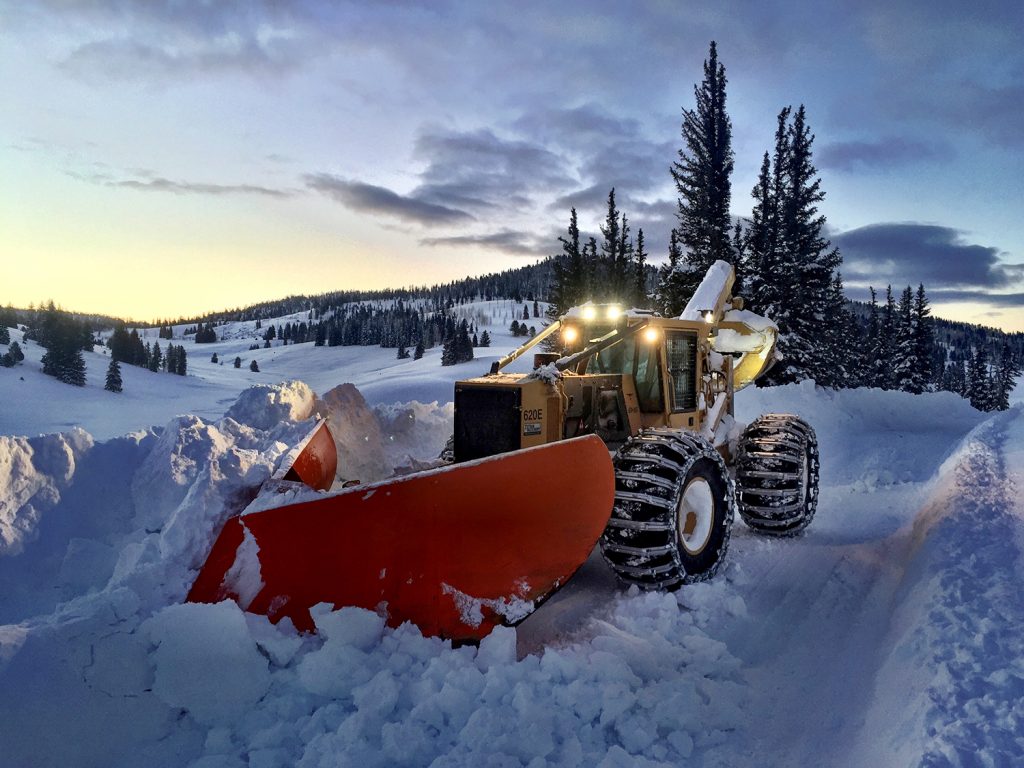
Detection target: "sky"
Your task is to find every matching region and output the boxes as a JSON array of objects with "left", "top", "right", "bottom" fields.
[{"left": 2, "top": 1, "right": 1023, "bottom": 331}]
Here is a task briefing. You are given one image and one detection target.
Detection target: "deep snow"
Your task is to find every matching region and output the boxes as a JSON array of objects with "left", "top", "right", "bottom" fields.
[{"left": 1, "top": 310, "right": 1022, "bottom": 767}]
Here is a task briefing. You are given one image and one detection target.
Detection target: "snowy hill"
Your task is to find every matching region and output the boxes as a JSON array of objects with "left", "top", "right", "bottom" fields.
[{"left": 1, "top": 308, "right": 1023, "bottom": 766}]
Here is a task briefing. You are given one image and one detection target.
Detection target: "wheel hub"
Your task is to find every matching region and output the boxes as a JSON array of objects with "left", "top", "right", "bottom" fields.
[{"left": 677, "top": 477, "right": 714, "bottom": 556}]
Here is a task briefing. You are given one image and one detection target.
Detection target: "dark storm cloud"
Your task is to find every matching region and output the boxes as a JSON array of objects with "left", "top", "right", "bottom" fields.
[
  {"left": 834, "top": 223, "right": 1021, "bottom": 290},
  {"left": 412, "top": 128, "right": 576, "bottom": 211},
  {"left": 306, "top": 174, "right": 474, "bottom": 226},
  {"left": 419, "top": 229, "right": 551, "bottom": 257},
  {"left": 818, "top": 138, "right": 946, "bottom": 172}
]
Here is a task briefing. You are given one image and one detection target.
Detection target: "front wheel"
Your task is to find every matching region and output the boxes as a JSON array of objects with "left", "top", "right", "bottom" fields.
[{"left": 600, "top": 430, "right": 734, "bottom": 590}]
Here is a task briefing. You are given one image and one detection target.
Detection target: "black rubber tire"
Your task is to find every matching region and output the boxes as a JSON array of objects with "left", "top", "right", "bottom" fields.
[
  {"left": 600, "top": 429, "right": 735, "bottom": 590},
  {"left": 735, "top": 414, "right": 819, "bottom": 536}
]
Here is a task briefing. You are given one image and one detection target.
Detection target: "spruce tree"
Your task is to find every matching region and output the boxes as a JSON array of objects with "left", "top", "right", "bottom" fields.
[
  {"left": 656, "top": 229, "right": 688, "bottom": 317},
  {"left": 893, "top": 286, "right": 920, "bottom": 393},
  {"left": 0, "top": 325, "right": 9, "bottom": 345},
  {"left": 414, "top": 339, "right": 424, "bottom": 360},
  {"left": 479, "top": 330, "right": 491, "bottom": 347},
  {"left": 913, "top": 284, "right": 935, "bottom": 390},
  {"left": 762, "top": 105, "right": 842, "bottom": 385},
  {"left": 105, "top": 358, "right": 123, "bottom": 392},
  {"left": 211, "top": 352, "right": 218, "bottom": 363},
  {"left": 8, "top": 341, "right": 23, "bottom": 363},
  {"left": 234, "top": 356, "right": 242, "bottom": 369},
  {"left": 669, "top": 40, "right": 735, "bottom": 300},
  {"left": 634, "top": 229, "right": 648, "bottom": 306},
  {"left": 249, "top": 359, "right": 260, "bottom": 372},
  {"left": 967, "top": 345, "right": 991, "bottom": 410}
]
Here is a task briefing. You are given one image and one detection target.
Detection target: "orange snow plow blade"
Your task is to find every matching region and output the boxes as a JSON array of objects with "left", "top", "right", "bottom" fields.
[{"left": 188, "top": 434, "right": 614, "bottom": 641}]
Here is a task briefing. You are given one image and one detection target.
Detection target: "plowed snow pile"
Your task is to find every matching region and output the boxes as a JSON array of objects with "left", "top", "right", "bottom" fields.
[{"left": 0, "top": 378, "right": 1021, "bottom": 767}]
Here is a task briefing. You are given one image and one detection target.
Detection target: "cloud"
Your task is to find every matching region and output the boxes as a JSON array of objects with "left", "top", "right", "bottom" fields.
[
  {"left": 411, "top": 127, "right": 575, "bottom": 211},
  {"left": 67, "top": 167, "right": 292, "bottom": 198},
  {"left": 834, "top": 223, "right": 1022, "bottom": 290},
  {"left": 306, "top": 174, "right": 474, "bottom": 226},
  {"left": 818, "top": 137, "right": 946, "bottom": 172},
  {"left": 420, "top": 229, "right": 551, "bottom": 257},
  {"left": 110, "top": 176, "right": 291, "bottom": 198}
]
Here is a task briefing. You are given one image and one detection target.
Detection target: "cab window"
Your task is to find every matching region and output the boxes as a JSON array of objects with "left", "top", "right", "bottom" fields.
[{"left": 666, "top": 331, "right": 697, "bottom": 411}]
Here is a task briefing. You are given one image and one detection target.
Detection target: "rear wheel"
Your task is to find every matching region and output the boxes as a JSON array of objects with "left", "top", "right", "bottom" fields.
[
  {"left": 735, "top": 414, "right": 819, "bottom": 535},
  {"left": 600, "top": 430, "right": 734, "bottom": 589}
]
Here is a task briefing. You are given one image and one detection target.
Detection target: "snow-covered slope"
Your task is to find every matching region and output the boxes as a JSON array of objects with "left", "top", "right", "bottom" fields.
[{"left": 1, "top": 311, "right": 1022, "bottom": 767}]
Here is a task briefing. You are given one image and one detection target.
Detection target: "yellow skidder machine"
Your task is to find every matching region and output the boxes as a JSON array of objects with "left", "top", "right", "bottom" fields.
[{"left": 191, "top": 260, "right": 819, "bottom": 640}]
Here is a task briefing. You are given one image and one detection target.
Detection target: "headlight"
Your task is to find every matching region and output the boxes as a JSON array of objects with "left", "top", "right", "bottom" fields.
[
  {"left": 642, "top": 327, "right": 660, "bottom": 343},
  {"left": 703, "top": 310, "right": 715, "bottom": 324},
  {"left": 580, "top": 306, "right": 597, "bottom": 321},
  {"left": 562, "top": 326, "right": 579, "bottom": 344},
  {"left": 606, "top": 305, "right": 622, "bottom": 320}
]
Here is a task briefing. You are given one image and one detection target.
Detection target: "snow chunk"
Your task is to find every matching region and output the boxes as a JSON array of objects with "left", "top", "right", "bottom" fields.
[
  {"left": 220, "top": 523, "right": 263, "bottom": 610},
  {"left": 476, "top": 625, "right": 517, "bottom": 670},
  {"left": 225, "top": 381, "right": 316, "bottom": 431},
  {"left": 442, "top": 581, "right": 535, "bottom": 629},
  {"left": 144, "top": 601, "right": 270, "bottom": 725},
  {"left": 312, "top": 604, "right": 385, "bottom": 651},
  {"left": 0, "top": 428, "right": 93, "bottom": 556},
  {"left": 318, "top": 383, "right": 389, "bottom": 483}
]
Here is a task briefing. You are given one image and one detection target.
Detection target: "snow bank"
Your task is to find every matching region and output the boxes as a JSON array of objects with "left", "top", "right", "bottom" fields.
[
  {"left": 850, "top": 405, "right": 1024, "bottom": 766},
  {"left": 736, "top": 380, "right": 985, "bottom": 487},
  {"left": 0, "top": 428, "right": 92, "bottom": 556}
]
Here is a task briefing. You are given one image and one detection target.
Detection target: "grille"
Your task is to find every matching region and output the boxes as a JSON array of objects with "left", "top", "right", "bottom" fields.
[{"left": 454, "top": 386, "right": 521, "bottom": 462}]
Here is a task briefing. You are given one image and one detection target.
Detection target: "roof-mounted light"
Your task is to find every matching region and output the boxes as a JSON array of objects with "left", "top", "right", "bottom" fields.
[
  {"left": 580, "top": 306, "right": 597, "bottom": 321},
  {"left": 562, "top": 325, "right": 579, "bottom": 344},
  {"left": 606, "top": 305, "right": 622, "bottom": 321},
  {"left": 642, "top": 327, "right": 660, "bottom": 344}
]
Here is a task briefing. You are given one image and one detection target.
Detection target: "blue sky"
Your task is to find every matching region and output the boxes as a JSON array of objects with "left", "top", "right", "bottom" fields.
[{"left": 2, "top": 1, "right": 1022, "bottom": 330}]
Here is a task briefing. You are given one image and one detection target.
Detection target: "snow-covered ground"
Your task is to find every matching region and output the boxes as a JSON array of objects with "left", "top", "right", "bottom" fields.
[{"left": 1, "top": 309, "right": 1022, "bottom": 767}]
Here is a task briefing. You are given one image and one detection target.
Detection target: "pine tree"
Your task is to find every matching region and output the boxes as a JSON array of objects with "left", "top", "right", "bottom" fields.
[
  {"left": 176, "top": 345, "right": 187, "bottom": 376},
  {"left": 893, "top": 286, "right": 920, "bottom": 393},
  {"left": 105, "top": 357, "right": 123, "bottom": 392},
  {"left": 211, "top": 352, "right": 219, "bottom": 363},
  {"left": 397, "top": 344, "right": 410, "bottom": 360},
  {"left": 669, "top": 40, "right": 735, "bottom": 300},
  {"left": 762, "top": 105, "right": 842, "bottom": 385},
  {"left": 913, "top": 284, "right": 935, "bottom": 391},
  {"left": 414, "top": 339, "right": 424, "bottom": 360},
  {"left": 634, "top": 229, "right": 648, "bottom": 306},
  {"left": 149, "top": 341, "right": 162, "bottom": 372},
  {"left": 234, "top": 356, "right": 242, "bottom": 369},
  {"left": 0, "top": 325, "right": 9, "bottom": 345},
  {"left": 249, "top": 359, "right": 260, "bottom": 372},
  {"left": 479, "top": 330, "right": 491, "bottom": 347},
  {"left": 995, "top": 342, "right": 1020, "bottom": 411},
  {"left": 656, "top": 229, "right": 687, "bottom": 317},
  {"left": 548, "top": 208, "right": 588, "bottom": 318},
  {"left": 967, "top": 344, "right": 991, "bottom": 410},
  {"left": 8, "top": 341, "right": 23, "bottom": 363}
]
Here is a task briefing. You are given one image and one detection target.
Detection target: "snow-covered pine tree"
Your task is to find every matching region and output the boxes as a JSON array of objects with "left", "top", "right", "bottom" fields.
[
  {"left": 817, "top": 272, "right": 856, "bottom": 388},
  {"left": 249, "top": 359, "right": 259, "bottom": 373},
  {"left": 893, "top": 286, "right": 922, "bottom": 393},
  {"left": 9, "top": 341, "right": 22, "bottom": 362},
  {"left": 967, "top": 344, "right": 992, "bottom": 410},
  {"left": 913, "top": 284, "right": 935, "bottom": 391},
  {"left": 0, "top": 325, "right": 9, "bottom": 345},
  {"left": 233, "top": 356, "right": 242, "bottom": 368},
  {"left": 761, "top": 106, "right": 841, "bottom": 385},
  {"left": 105, "top": 358, "right": 122, "bottom": 392},
  {"left": 668, "top": 40, "right": 735, "bottom": 302},
  {"left": 995, "top": 341, "right": 1020, "bottom": 411}
]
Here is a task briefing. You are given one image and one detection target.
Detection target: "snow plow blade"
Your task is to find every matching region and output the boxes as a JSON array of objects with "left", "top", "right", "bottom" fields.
[
  {"left": 274, "top": 419, "right": 337, "bottom": 492},
  {"left": 188, "top": 434, "right": 615, "bottom": 641}
]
